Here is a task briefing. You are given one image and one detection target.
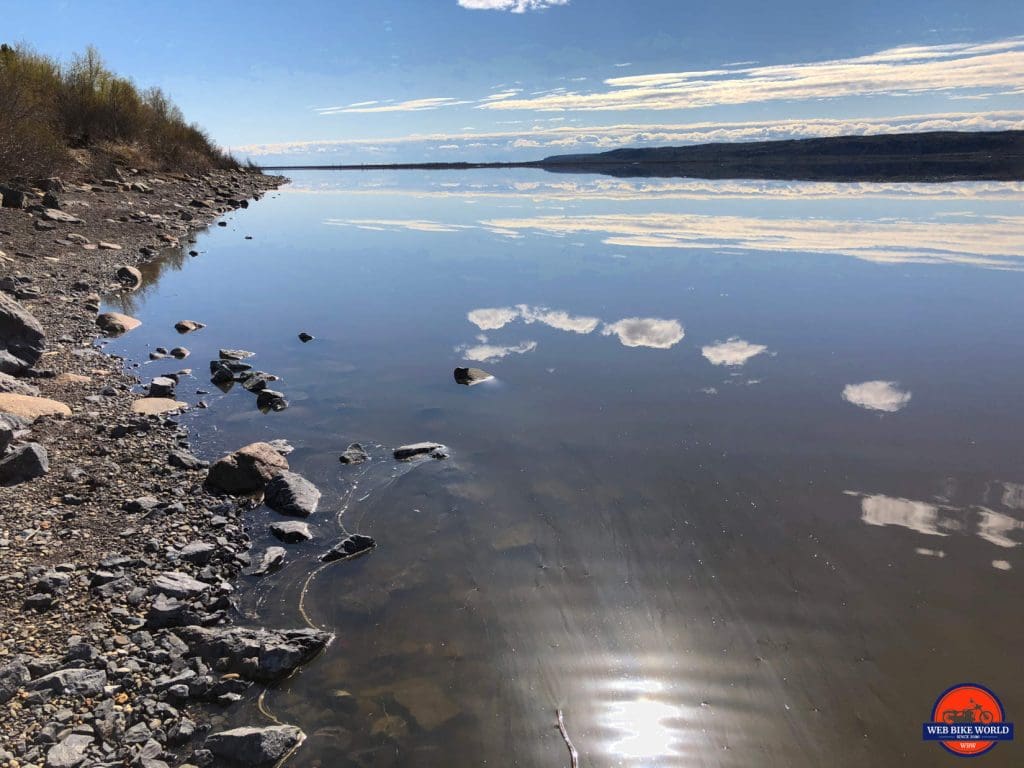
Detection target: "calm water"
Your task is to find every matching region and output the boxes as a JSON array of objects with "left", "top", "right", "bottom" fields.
[{"left": 106, "top": 172, "right": 1024, "bottom": 767}]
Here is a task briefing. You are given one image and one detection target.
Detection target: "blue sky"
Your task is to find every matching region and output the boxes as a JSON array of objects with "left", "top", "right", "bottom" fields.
[{"left": 4, "top": 0, "right": 1023, "bottom": 163}]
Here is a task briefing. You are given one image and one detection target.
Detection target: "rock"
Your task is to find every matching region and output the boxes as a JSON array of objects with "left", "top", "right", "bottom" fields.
[
  {"left": 170, "top": 346, "right": 190, "bottom": 359},
  {"left": 0, "top": 393, "right": 71, "bottom": 421},
  {"left": 0, "top": 292, "right": 46, "bottom": 373},
  {"left": 168, "top": 449, "right": 207, "bottom": 470},
  {"left": 219, "top": 348, "right": 255, "bottom": 360},
  {"left": 0, "top": 371, "right": 40, "bottom": 396},
  {"left": 96, "top": 312, "right": 142, "bottom": 336},
  {"left": 131, "top": 397, "right": 187, "bottom": 415},
  {"left": 176, "top": 626, "right": 332, "bottom": 681},
  {"left": 239, "top": 370, "right": 276, "bottom": 392},
  {"left": 206, "top": 442, "right": 289, "bottom": 494},
  {"left": 454, "top": 366, "right": 493, "bottom": 385},
  {"left": 256, "top": 389, "right": 288, "bottom": 412},
  {"left": 253, "top": 546, "right": 286, "bottom": 575},
  {"left": 98, "top": 241, "right": 122, "bottom": 250},
  {"left": 0, "top": 659, "right": 30, "bottom": 704},
  {"left": 0, "top": 411, "right": 29, "bottom": 452},
  {"left": 270, "top": 521, "right": 313, "bottom": 543},
  {"left": 264, "top": 471, "right": 320, "bottom": 517},
  {"left": 0, "top": 442, "right": 49, "bottom": 485},
  {"left": 393, "top": 442, "right": 449, "bottom": 461},
  {"left": 148, "top": 376, "right": 177, "bottom": 397},
  {"left": 204, "top": 725, "right": 305, "bottom": 767},
  {"left": 298, "top": 332, "right": 314, "bottom": 342},
  {"left": 175, "top": 320, "right": 206, "bottom": 334},
  {"left": 40, "top": 208, "right": 83, "bottom": 224},
  {"left": 150, "top": 571, "right": 210, "bottom": 599},
  {"left": 320, "top": 533, "right": 376, "bottom": 562},
  {"left": 45, "top": 733, "right": 93, "bottom": 768},
  {"left": 116, "top": 265, "right": 143, "bottom": 289},
  {"left": 179, "top": 541, "right": 216, "bottom": 564},
  {"left": 339, "top": 442, "right": 369, "bottom": 465},
  {"left": 41, "top": 190, "right": 59, "bottom": 208},
  {"left": 0, "top": 185, "right": 28, "bottom": 208},
  {"left": 27, "top": 668, "right": 106, "bottom": 697}
]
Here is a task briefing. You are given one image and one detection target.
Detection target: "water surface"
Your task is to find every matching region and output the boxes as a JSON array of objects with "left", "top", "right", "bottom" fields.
[{"left": 106, "top": 171, "right": 1024, "bottom": 767}]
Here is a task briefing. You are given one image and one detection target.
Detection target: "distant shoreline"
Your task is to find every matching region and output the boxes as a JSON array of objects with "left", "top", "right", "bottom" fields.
[{"left": 261, "top": 129, "right": 1024, "bottom": 182}]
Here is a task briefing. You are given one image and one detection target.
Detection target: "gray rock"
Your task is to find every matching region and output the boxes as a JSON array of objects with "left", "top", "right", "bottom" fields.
[
  {"left": 0, "top": 659, "right": 29, "bottom": 704},
  {"left": 206, "top": 442, "right": 289, "bottom": 494},
  {"left": 0, "top": 411, "right": 29, "bottom": 452},
  {"left": 298, "top": 332, "right": 314, "bottom": 342},
  {"left": 0, "top": 292, "right": 46, "bottom": 373},
  {"left": 170, "top": 346, "right": 190, "bottom": 359},
  {"left": 338, "top": 442, "right": 369, "bottom": 465},
  {"left": 204, "top": 725, "right": 305, "bottom": 767},
  {"left": 269, "top": 521, "right": 313, "bottom": 543},
  {"left": 179, "top": 541, "right": 216, "bottom": 564},
  {"left": 264, "top": 471, "right": 320, "bottom": 517},
  {"left": 168, "top": 449, "right": 207, "bottom": 470},
  {"left": 176, "top": 626, "right": 332, "bottom": 681},
  {"left": 393, "top": 442, "right": 449, "bottom": 461},
  {"left": 219, "top": 348, "right": 255, "bottom": 360},
  {"left": 256, "top": 389, "right": 288, "bottom": 412},
  {"left": 40, "top": 208, "right": 83, "bottom": 224},
  {"left": 0, "top": 371, "right": 40, "bottom": 396},
  {"left": 150, "top": 571, "right": 210, "bottom": 599},
  {"left": 148, "top": 376, "right": 177, "bottom": 397},
  {"left": 320, "top": 533, "right": 376, "bottom": 562},
  {"left": 0, "top": 442, "right": 49, "bottom": 486},
  {"left": 45, "top": 733, "right": 92, "bottom": 768},
  {"left": 27, "top": 668, "right": 106, "bottom": 697},
  {"left": 175, "top": 320, "right": 205, "bottom": 334},
  {"left": 253, "top": 546, "right": 286, "bottom": 575}
]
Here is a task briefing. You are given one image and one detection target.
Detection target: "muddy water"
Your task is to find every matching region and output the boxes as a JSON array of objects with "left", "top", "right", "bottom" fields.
[{"left": 105, "top": 173, "right": 1024, "bottom": 766}]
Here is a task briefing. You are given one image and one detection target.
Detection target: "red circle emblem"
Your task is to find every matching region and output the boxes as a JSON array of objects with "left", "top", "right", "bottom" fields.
[{"left": 931, "top": 684, "right": 1005, "bottom": 757}]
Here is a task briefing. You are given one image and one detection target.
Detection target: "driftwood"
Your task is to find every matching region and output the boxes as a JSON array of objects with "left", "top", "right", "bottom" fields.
[{"left": 556, "top": 708, "right": 579, "bottom": 768}]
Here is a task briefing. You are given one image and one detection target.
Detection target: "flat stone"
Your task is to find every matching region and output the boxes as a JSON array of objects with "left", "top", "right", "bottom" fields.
[
  {"left": 393, "top": 442, "right": 448, "bottom": 461},
  {"left": 320, "top": 533, "right": 376, "bottom": 562},
  {"left": 269, "top": 521, "right": 313, "bottom": 543},
  {"left": 204, "top": 725, "right": 305, "bottom": 767},
  {"left": 41, "top": 208, "right": 83, "bottom": 224},
  {"left": 96, "top": 312, "right": 142, "bottom": 336},
  {"left": 131, "top": 398, "right": 187, "bottom": 415},
  {"left": 27, "top": 668, "right": 106, "bottom": 697},
  {"left": 179, "top": 541, "right": 217, "bottom": 564},
  {"left": 150, "top": 571, "right": 210, "bottom": 599},
  {"left": 0, "top": 393, "right": 71, "bottom": 421},
  {"left": 219, "top": 348, "right": 255, "bottom": 360},
  {"left": 45, "top": 733, "right": 93, "bottom": 768}
]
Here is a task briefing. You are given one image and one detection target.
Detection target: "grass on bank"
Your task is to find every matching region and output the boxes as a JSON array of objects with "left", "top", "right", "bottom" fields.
[{"left": 0, "top": 43, "right": 240, "bottom": 182}]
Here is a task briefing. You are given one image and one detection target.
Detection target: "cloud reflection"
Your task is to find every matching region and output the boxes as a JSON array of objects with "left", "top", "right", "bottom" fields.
[
  {"left": 468, "top": 304, "right": 600, "bottom": 333},
  {"left": 601, "top": 318, "right": 685, "bottom": 349},
  {"left": 842, "top": 381, "right": 911, "bottom": 412},
  {"left": 701, "top": 337, "right": 768, "bottom": 366},
  {"left": 457, "top": 340, "right": 537, "bottom": 362}
]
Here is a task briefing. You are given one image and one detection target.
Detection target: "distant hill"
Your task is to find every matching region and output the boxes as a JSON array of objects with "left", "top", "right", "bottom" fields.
[{"left": 539, "top": 131, "right": 1024, "bottom": 181}]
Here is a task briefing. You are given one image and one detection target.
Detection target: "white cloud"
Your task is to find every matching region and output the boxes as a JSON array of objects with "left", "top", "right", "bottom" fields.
[
  {"left": 457, "top": 0, "right": 568, "bottom": 11},
  {"left": 317, "top": 97, "right": 470, "bottom": 114},
  {"left": 479, "top": 37, "right": 1024, "bottom": 111},
  {"left": 702, "top": 338, "right": 768, "bottom": 366},
  {"left": 842, "top": 381, "right": 912, "bottom": 412},
  {"left": 601, "top": 318, "right": 684, "bottom": 349}
]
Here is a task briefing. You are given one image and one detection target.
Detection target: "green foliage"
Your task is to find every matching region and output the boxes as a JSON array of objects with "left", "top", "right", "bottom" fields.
[{"left": 0, "top": 43, "right": 237, "bottom": 180}]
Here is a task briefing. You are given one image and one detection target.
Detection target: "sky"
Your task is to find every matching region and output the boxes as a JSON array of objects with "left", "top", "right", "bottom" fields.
[{"left": 3, "top": 0, "right": 1023, "bottom": 163}]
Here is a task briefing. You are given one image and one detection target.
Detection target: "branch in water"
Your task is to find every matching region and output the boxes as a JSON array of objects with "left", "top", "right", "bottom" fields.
[{"left": 556, "top": 708, "right": 579, "bottom": 768}]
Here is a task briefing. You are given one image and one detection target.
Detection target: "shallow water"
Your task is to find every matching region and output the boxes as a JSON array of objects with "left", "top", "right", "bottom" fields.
[{"left": 105, "top": 172, "right": 1024, "bottom": 767}]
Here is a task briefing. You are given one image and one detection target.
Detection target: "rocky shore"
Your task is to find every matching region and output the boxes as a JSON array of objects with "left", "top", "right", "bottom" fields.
[{"left": 0, "top": 169, "right": 346, "bottom": 767}]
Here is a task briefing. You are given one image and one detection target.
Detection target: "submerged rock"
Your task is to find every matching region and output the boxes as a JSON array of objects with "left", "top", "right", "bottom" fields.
[
  {"left": 176, "top": 625, "right": 332, "bottom": 681},
  {"left": 454, "top": 366, "right": 493, "bottom": 386},
  {"left": 339, "top": 442, "right": 369, "bottom": 465},
  {"left": 393, "top": 442, "right": 449, "bottom": 461},
  {"left": 206, "top": 441, "right": 289, "bottom": 494},
  {"left": 253, "top": 546, "right": 287, "bottom": 575},
  {"left": 264, "top": 471, "right": 320, "bottom": 517},
  {"left": 174, "top": 319, "right": 205, "bottom": 334},
  {"left": 270, "top": 520, "right": 313, "bottom": 543},
  {"left": 298, "top": 332, "right": 314, "bottom": 342},
  {"left": 204, "top": 725, "right": 305, "bottom": 767},
  {"left": 320, "top": 533, "right": 376, "bottom": 562}
]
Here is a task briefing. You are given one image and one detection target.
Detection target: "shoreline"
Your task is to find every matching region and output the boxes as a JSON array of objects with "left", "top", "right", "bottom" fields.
[{"left": 0, "top": 168, "right": 334, "bottom": 767}]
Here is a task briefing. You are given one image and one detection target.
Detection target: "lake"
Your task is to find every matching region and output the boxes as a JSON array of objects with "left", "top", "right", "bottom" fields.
[{"left": 104, "top": 171, "right": 1024, "bottom": 767}]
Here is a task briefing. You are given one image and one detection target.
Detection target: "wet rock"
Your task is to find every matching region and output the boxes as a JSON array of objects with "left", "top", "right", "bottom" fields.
[
  {"left": 204, "top": 725, "right": 305, "bottom": 767},
  {"left": 116, "top": 265, "right": 143, "bottom": 289},
  {"left": 0, "top": 442, "right": 49, "bottom": 485},
  {"left": 252, "top": 546, "right": 287, "bottom": 575},
  {"left": 148, "top": 376, "right": 177, "bottom": 398},
  {"left": 170, "top": 346, "right": 190, "bottom": 359},
  {"left": 339, "top": 442, "right": 369, "bottom": 465},
  {"left": 256, "top": 389, "right": 288, "bottom": 412},
  {"left": 393, "top": 442, "right": 449, "bottom": 461},
  {"left": 298, "top": 332, "right": 314, "bottom": 342},
  {"left": 206, "top": 441, "right": 289, "bottom": 494},
  {"left": 150, "top": 571, "right": 211, "bottom": 599},
  {"left": 96, "top": 312, "right": 142, "bottom": 336},
  {"left": 175, "top": 320, "right": 205, "bottom": 333},
  {"left": 320, "top": 533, "right": 376, "bottom": 562},
  {"left": 270, "top": 521, "right": 313, "bottom": 543},
  {"left": 176, "top": 626, "right": 332, "bottom": 681},
  {"left": 0, "top": 292, "right": 46, "bottom": 373},
  {"left": 130, "top": 397, "right": 186, "bottom": 415},
  {"left": 264, "top": 471, "right": 320, "bottom": 517},
  {"left": 219, "top": 348, "right": 255, "bottom": 360},
  {"left": 454, "top": 366, "right": 493, "bottom": 385},
  {"left": 239, "top": 370, "right": 276, "bottom": 393}
]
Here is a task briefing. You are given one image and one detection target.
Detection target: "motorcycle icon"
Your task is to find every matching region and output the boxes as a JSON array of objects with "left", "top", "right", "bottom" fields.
[{"left": 942, "top": 700, "right": 995, "bottom": 724}]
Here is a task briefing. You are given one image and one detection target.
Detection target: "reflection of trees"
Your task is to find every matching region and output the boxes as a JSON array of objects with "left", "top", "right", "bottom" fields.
[{"left": 107, "top": 243, "right": 189, "bottom": 315}]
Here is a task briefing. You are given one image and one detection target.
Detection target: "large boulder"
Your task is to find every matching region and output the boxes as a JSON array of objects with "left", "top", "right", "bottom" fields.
[
  {"left": 206, "top": 442, "right": 288, "bottom": 494},
  {"left": 174, "top": 626, "right": 332, "bottom": 682},
  {"left": 263, "top": 471, "right": 320, "bottom": 517},
  {"left": 204, "top": 725, "right": 305, "bottom": 767},
  {"left": 0, "top": 293, "right": 45, "bottom": 373},
  {"left": 0, "top": 442, "right": 49, "bottom": 486}
]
